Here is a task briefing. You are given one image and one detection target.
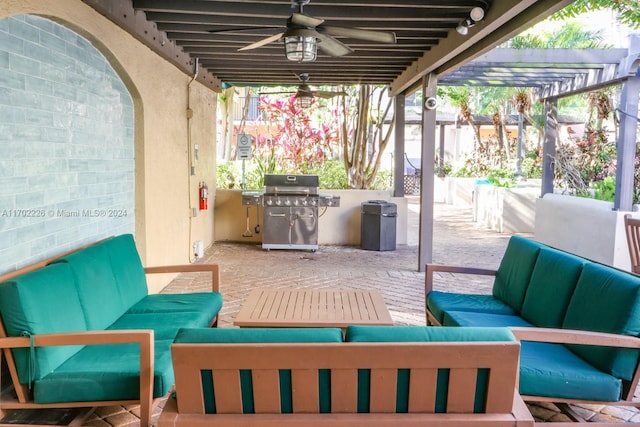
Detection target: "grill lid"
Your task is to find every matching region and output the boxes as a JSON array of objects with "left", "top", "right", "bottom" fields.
[{"left": 264, "top": 174, "right": 319, "bottom": 195}]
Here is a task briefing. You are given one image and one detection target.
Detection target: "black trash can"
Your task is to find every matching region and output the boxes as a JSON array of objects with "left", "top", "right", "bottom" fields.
[{"left": 361, "top": 200, "right": 397, "bottom": 251}]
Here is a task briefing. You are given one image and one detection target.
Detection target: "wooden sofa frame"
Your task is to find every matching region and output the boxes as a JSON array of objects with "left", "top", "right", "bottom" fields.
[
  {"left": 425, "top": 263, "right": 640, "bottom": 422},
  {"left": 159, "top": 341, "right": 534, "bottom": 426},
  {"left": 0, "top": 245, "right": 221, "bottom": 427}
]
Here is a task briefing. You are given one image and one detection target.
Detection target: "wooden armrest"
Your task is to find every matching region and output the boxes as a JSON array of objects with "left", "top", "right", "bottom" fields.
[
  {"left": 145, "top": 263, "right": 220, "bottom": 293},
  {"left": 425, "top": 263, "right": 497, "bottom": 294},
  {"left": 0, "top": 329, "right": 154, "bottom": 349},
  {"left": 0, "top": 330, "right": 154, "bottom": 417},
  {"left": 509, "top": 327, "right": 640, "bottom": 349}
]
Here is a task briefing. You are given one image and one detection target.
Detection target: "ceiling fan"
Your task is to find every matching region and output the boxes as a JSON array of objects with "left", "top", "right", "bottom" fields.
[
  {"left": 229, "top": 0, "right": 397, "bottom": 61},
  {"left": 259, "top": 73, "right": 347, "bottom": 106}
]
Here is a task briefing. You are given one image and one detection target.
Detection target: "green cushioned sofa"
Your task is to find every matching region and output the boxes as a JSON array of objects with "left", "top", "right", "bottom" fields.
[
  {"left": 426, "top": 235, "right": 640, "bottom": 411},
  {"left": 0, "top": 234, "right": 223, "bottom": 427},
  {"left": 158, "top": 325, "right": 534, "bottom": 426}
]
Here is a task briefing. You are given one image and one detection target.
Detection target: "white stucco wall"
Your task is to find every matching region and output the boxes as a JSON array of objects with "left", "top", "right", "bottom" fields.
[{"left": 535, "top": 193, "right": 636, "bottom": 271}]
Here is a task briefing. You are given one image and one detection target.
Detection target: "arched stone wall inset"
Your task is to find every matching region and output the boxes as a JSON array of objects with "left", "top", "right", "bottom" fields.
[{"left": 0, "top": 14, "right": 135, "bottom": 274}]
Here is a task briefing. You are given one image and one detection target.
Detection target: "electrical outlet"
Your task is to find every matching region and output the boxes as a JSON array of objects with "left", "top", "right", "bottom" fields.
[{"left": 192, "top": 207, "right": 197, "bottom": 217}]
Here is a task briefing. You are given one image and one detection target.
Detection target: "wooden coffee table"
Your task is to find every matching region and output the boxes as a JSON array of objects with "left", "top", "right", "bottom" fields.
[{"left": 234, "top": 288, "right": 394, "bottom": 328}]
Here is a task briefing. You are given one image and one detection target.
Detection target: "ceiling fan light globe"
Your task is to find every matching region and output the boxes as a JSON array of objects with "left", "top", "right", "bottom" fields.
[
  {"left": 470, "top": 6, "right": 485, "bottom": 22},
  {"left": 284, "top": 35, "right": 317, "bottom": 62},
  {"left": 296, "top": 95, "right": 312, "bottom": 108}
]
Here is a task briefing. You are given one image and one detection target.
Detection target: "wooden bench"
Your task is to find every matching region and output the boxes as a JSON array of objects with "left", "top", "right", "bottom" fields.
[{"left": 158, "top": 326, "right": 534, "bottom": 426}]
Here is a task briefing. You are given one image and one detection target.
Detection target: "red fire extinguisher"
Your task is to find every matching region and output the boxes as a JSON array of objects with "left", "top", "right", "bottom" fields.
[{"left": 199, "top": 181, "right": 208, "bottom": 211}]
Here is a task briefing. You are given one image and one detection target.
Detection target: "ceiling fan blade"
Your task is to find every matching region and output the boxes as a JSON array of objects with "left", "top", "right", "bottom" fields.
[
  {"left": 208, "top": 26, "right": 282, "bottom": 34},
  {"left": 315, "top": 33, "right": 353, "bottom": 57},
  {"left": 259, "top": 91, "right": 296, "bottom": 96},
  {"left": 320, "top": 26, "right": 396, "bottom": 44},
  {"left": 290, "top": 12, "right": 324, "bottom": 28},
  {"left": 238, "top": 32, "right": 284, "bottom": 51},
  {"left": 313, "top": 90, "right": 347, "bottom": 99}
]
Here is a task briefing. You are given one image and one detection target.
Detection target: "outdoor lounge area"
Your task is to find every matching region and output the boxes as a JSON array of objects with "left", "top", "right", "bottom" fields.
[
  {"left": 4, "top": 1, "right": 640, "bottom": 426},
  {"left": 0, "top": 201, "right": 631, "bottom": 426},
  {"left": 1, "top": 201, "right": 640, "bottom": 425}
]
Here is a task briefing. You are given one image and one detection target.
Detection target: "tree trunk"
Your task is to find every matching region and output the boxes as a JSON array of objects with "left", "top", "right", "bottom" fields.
[{"left": 342, "top": 85, "right": 394, "bottom": 189}]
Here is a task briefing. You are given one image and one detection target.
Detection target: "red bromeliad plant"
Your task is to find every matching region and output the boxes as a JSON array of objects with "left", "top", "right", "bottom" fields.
[{"left": 257, "top": 95, "right": 340, "bottom": 174}]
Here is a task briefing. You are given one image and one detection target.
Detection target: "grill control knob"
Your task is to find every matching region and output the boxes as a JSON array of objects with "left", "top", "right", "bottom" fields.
[
  {"left": 266, "top": 198, "right": 273, "bottom": 206},
  {"left": 293, "top": 199, "right": 299, "bottom": 206},
  {"left": 301, "top": 199, "right": 308, "bottom": 206},
  {"left": 284, "top": 198, "right": 291, "bottom": 206},
  {"left": 275, "top": 198, "right": 282, "bottom": 206}
]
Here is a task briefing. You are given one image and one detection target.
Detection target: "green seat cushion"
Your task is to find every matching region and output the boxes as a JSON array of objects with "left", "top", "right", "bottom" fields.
[
  {"left": 492, "top": 236, "right": 542, "bottom": 312},
  {"left": 442, "top": 311, "right": 533, "bottom": 328},
  {"left": 345, "top": 326, "right": 515, "bottom": 413},
  {"left": 427, "top": 291, "right": 515, "bottom": 324},
  {"left": 56, "top": 244, "right": 126, "bottom": 330},
  {"left": 174, "top": 327, "right": 343, "bottom": 414},
  {"left": 520, "top": 247, "right": 585, "bottom": 328},
  {"left": 33, "top": 339, "right": 175, "bottom": 403},
  {"left": 128, "top": 292, "right": 223, "bottom": 323},
  {"left": 108, "top": 312, "right": 213, "bottom": 341},
  {"left": 100, "top": 234, "right": 148, "bottom": 307},
  {"left": 0, "top": 263, "right": 87, "bottom": 383},
  {"left": 520, "top": 341, "right": 621, "bottom": 402},
  {"left": 563, "top": 263, "right": 640, "bottom": 381}
]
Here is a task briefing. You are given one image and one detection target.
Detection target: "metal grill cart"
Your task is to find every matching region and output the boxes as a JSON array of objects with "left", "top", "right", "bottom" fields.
[{"left": 242, "top": 174, "right": 340, "bottom": 251}]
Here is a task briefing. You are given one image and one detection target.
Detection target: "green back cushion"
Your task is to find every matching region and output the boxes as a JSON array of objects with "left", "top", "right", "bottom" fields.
[
  {"left": 345, "top": 325, "right": 516, "bottom": 413},
  {"left": 174, "top": 327, "right": 343, "bottom": 414},
  {"left": 492, "top": 236, "right": 542, "bottom": 312},
  {"left": 0, "top": 263, "right": 87, "bottom": 383},
  {"left": 57, "top": 243, "right": 126, "bottom": 329},
  {"left": 100, "top": 234, "right": 148, "bottom": 307},
  {"left": 563, "top": 263, "right": 640, "bottom": 380},
  {"left": 520, "top": 247, "right": 585, "bottom": 327}
]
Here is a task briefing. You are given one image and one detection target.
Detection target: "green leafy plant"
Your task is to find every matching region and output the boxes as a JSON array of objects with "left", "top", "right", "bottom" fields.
[
  {"left": 216, "top": 162, "right": 239, "bottom": 189},
  {"left": 592, "top": 176, "right": 616, "bottom": 202},
  {"left": 302, "top": 160, "right": 349, "bottom": 189}
]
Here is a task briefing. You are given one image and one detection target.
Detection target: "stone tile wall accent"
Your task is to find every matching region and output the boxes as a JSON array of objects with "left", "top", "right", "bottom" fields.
[{"left": 0, "top": 15, "right": 134, "bottom": 274}]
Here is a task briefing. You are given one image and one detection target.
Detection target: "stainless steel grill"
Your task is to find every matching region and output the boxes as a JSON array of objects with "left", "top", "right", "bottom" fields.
[{"left": 242, "top": 174, "right": 340, "bottom": 251}]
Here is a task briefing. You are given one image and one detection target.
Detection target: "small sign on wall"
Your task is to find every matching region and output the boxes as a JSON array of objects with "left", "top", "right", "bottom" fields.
[{"left": 236, "top": 134, "right": 253, "bottom": 160}]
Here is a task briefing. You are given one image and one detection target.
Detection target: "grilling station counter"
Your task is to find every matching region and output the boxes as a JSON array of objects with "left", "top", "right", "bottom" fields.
[
  {"left": 241, "top": 174, "right": 340, "bottom": 251},
  {"left": 214, "top": 187, "right": 408, "bottom": 247}
]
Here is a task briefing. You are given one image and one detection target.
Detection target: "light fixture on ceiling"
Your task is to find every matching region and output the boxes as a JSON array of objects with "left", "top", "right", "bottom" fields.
[
  {"left": 456, "top": 20, "right": 471, "bottom": 35},
  {"left": 456, "top": 3, "right": 488, "bottom": 36},
  {"left": 284, "top": 29, "right": 318, "bottom": 62},
  {"left": 296, "top": 80, "right": 314, "bottom": 108},
  {"left": 296, "top": 94, "right": 313, "bottom": 108},
  {"left": 469, "top": 6, "right": 486, "bottom": 22}
]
